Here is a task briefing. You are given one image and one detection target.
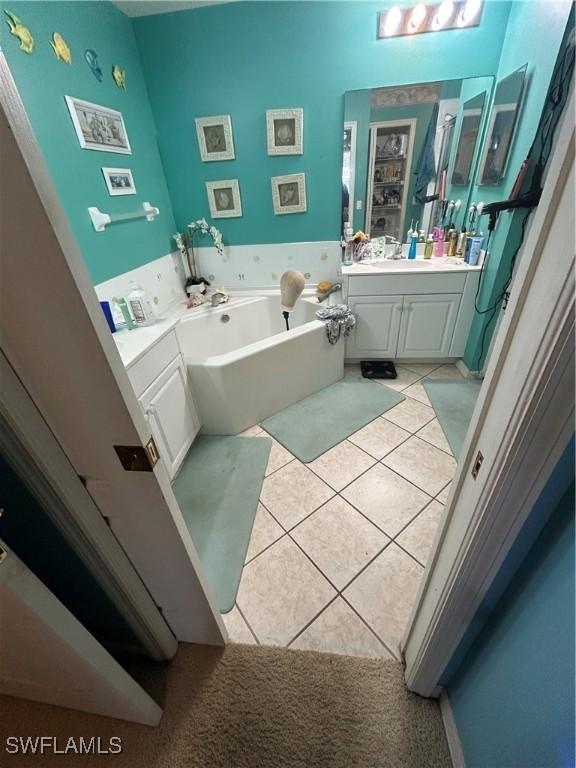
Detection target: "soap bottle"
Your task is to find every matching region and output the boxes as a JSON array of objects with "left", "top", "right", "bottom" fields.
[
  {"left": 424, "top": 234, "right": 434, "bottom": 259},
  {"left": 113, "top": 296, "right": 135, "bottom": 330},
  {"left": 418, "top": 229, "right": 426, "bottom": 243},
  {"left": 447, "top": 230, "right": 459, "bottom": 258},
  {"left": 433, "top": 226, "right": 445, "bottom": 258},
  {"left": 127, "top": 283, "right": 155, "bottom": 327},
  {"left": 408, "top": 230, "right": 418, "bottom": 260}
]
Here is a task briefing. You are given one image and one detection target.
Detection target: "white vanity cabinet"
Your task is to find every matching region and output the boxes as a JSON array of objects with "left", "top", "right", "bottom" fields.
[
  {"left": 344, "top": 267, "right": 480, "bottom": 361},
  {"left": 126, "top": 329, "right": 201, "bottom": 479}
]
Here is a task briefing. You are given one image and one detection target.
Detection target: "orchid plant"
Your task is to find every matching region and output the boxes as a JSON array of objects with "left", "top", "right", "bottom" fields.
[
  {"left": 173, "top": 219, "right": 223, "bottom": 296},
  {"left": 188, "top": 218, "right": 224, "bottom": 256}
]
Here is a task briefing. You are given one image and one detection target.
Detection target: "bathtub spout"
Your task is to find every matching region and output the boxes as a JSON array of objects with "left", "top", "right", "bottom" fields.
[
  {"left": 210, "top": 291, "right": 229, "bottom": 307},
  {"left": 317, "top": 283, "right": 342, "bottom": 303}
]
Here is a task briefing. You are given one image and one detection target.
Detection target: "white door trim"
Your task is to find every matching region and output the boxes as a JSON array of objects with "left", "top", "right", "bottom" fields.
[
  {"left": 403, "top": 85, "right": 575, "bottom": 696},
  {"left": 0, "top": 352, "right": 177, "bottom": 661}
]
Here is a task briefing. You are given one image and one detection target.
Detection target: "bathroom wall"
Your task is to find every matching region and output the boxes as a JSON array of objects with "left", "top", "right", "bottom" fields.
[
  {"left": 134, "top": 1, "right": 511, "bottom": 285},
  {"left": 0, "top": 0, "right": 177, "bottom": 284},
  {"left": 462, "top": 0, "right": 573, "bottom": 370},
  {"left": 446, "top": 470, "right": 575, "bottom": 767}
]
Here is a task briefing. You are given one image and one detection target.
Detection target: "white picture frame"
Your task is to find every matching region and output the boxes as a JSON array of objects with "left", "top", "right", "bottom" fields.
[
  {"left": 206, "top": 179, "right": 242, "bottom": 218},
  {"left": 101, "top": 167, "right": 136, "bottom": 196},
  {"left": 65, "top": 95, "right": 131, "bottom": 154},
  {"left": 195, "top": 115, "right": 235, "bottom": 162},
  {"left": 271, "top": 173, "right": 307, "bottom": 215},
  {"left": 266, "top": 108, "right": 303, "bottom": 155}
]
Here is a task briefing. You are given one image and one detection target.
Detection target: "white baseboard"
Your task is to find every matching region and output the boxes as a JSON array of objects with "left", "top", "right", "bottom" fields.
[
  {"left": 456, "top": 358, "right": 483, "bottom": 380},
  {"left": 440, "top": 690, "right": 466, "bottom": 768}
]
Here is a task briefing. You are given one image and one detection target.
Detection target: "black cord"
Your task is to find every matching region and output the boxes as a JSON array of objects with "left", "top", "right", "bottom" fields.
[
  {"left": 473, "top": 229, "right": 494, "bottom": 314},
  {"left": 283, "top": 311, "right": 290, "bottom": 331}
]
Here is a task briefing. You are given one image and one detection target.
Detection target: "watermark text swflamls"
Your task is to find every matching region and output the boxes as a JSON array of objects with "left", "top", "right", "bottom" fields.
[{"left": 5, "top": 736, "right": 122, "bottom": 755}]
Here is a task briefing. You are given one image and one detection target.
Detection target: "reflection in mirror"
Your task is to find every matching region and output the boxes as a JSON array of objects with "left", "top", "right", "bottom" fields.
[
  {"left": 451, "top": 91, "right": 486, "bottom": 186},
  {"left": 478, "top": 64, "right": 527, "bottom": 186},
  {"left": 342, "top": 77, "right": 493, "bottom": 248}
]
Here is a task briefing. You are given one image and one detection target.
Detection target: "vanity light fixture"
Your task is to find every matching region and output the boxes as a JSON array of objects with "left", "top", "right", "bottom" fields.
[{"left": 378, "top": 0, "right": 482, "bottom": 38}]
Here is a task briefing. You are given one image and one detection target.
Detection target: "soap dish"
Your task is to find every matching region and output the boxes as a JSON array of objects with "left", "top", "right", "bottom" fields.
[{"left": 360, "top": 360, "right": 397, "bottom": 379}]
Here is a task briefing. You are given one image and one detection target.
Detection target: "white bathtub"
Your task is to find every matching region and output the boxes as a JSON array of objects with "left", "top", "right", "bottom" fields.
[{"left": 175, "top": 291, "right": 345, "bottom": 434}]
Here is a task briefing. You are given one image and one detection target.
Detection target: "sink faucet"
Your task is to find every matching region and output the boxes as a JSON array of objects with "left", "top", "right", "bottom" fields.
[
  {"left": 317, "top": 283, "right": 342, "bottom": 303},
  {"left": 384, "top": 236, "right": 403, "bottom": 259},
  {"left": 210, "top": 291, "right": 228, "bottom": 307}
]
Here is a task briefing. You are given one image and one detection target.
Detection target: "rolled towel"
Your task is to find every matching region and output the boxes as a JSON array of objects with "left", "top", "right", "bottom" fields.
[{"left": 316, "top": 304, "right": 356, "bottom": 345}]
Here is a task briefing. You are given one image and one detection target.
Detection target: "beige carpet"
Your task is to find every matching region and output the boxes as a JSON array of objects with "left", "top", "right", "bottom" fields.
[{"left": 0, "top": 644, "right": 451, "bottom": 767}]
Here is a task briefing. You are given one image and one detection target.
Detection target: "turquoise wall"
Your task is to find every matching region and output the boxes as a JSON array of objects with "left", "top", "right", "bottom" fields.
[
  {"left": 447, "top": 473, "right": 575, "bottom": 768},
  {"left": 134, "top": 1, "right": 511, "bottom": 247},
  {"left": 0, "top": 1, "right": 176, "bottom": 284},
  {"left": 462, "top": 0, "right": 573, "bottom": 370}
]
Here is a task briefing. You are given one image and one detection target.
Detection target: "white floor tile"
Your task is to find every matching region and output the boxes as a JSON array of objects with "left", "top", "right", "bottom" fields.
[
  {"left": 396, "top": 500, "right": 445, "bottom": 566},
  {"left": 349, "top": 418, "right": 411, "bottom": 460},
  {"left": 307, "top": 440, "right": 375, "bottom": 492},
  {"left": 402, "top": 382, "right": 432, "bottom": 406},
  {"left": 426, "top": 364, "right": 464, "bottom": 380},
  {"left": 245, "top": 503, "right": 284, "bottom": 562},
  {"left": 344, "top": 543, "right": 423, "bottom": 655},
  {"left": 260, "top": 460, "right": 335, "bottom": 530},
  {"left": 375, "top": 366, "right": 421, "bottom": 392},
  {"left": 383, "top": 397, "right": 435, "bottom": 433},
  {"left": 291, "top": 496, "right": 389, "bottom": 590},
  {"left": 236, "top": 536, "right": 336, "bottom": 646},
  {"left": 264, "top": 437, "right": 294, "bottom": 476},
  {"left": 222, "top": 605, "right": 258, "bottom": 645},
  {"left": 238, "top": 425, "right": 264, "bottom": 437},
  {"left": 416, "top": 418, "right": 453, "bottom": 455},
  {"left": 436, "top": 482, "right": 452, "bottom": 504},
  {"left": 383, "top": 436, "right": 457, "bottom": 496},
  {"left": 341, "top": 463, "right": 432, "bottom": 537},
  {"left": 290, "top": 597, "right": 394, "bottom": 659},
  {"left": 399, "top": 363, "right": 441, "bottom": 376}
]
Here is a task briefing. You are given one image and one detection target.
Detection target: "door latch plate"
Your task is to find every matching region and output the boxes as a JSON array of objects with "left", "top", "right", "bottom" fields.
[
  {"left": 471, "top": 451, "right": 484, "bottom": 479},
  {"left": 114, "top": 440, "right": 159, "bottom": 472}
]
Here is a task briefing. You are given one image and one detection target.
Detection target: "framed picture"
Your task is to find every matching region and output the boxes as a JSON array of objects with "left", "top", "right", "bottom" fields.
[
  {"left": 266, "top": 108, "right": 303, "bottom": 155},
  {"left": 101, "top": 167, "right": 136, "bottom": 196},
  {"left": 206, "top": 179, "right": 242, "bottom": 218},
  {"left": 65, "top": 95, "right": 131, "bottom": 154},
  {"left": 271, "top": 173, "right": 307, "bottom": 215},
  {"left": 195, "top": 115, "right": 235, "bottom": 162}
]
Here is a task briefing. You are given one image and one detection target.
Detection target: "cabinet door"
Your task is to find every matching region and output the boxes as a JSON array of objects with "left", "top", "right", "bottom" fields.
[
  {"left": 347, "top": 296, "right": 403, "bottom": 358},
  {"left": 139, "top": 356, "right": 201, "bottom": 479},
  {"left": 397, "top": 294, "right": 461, "bottom": 358}
]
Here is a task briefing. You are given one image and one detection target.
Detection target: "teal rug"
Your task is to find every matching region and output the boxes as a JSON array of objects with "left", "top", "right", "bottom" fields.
[
  {"left": 261, "top": 375, "right": 405, "bottom": 463},
  {"left": 172, "top": 435, "right": 271, "bottom": 613},
  {"left": 422, "top": 379, "right": 482, "bottom": 459}
]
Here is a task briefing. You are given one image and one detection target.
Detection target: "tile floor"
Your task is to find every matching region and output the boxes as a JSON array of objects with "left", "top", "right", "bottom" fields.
[{"left": 224, "top": 362, "right": 462, "bottom": 661}]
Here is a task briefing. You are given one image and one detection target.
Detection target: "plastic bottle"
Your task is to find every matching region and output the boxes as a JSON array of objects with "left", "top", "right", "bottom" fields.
[
  {"left": 113, "top": 296, "right": 135, "bottom": 330},
  {"left": 408, "top": 230, "right": 418, "bottom": 260},
  {"left": 424, "top": 234, "right": 434, "bottom": 259},
  {"left": 127, "top": 283, "right": 156, "bottom": 327},
  {"left": 433, "top": 226, "right": 445, "bottom": 258},
  {"left": 418, "top": 229, "right": 426, "bottom": 243},
  {"left": 406, "top": 220, "right": 414, "bottom": 245}
]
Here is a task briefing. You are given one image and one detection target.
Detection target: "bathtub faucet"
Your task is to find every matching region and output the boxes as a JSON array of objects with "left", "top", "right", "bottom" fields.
[
  {"left": 317, "top": 283, "right": 342, "bottom": 303},
  {"left": 210, "top": 291, "right": 229, "bottom": 307}
]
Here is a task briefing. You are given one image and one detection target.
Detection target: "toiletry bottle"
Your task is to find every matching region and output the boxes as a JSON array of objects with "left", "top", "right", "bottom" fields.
[
  {"left": 406, "top": 220, "right": 414, "bottom": 245},
  {"left": 418, "top": 229, "right": 426, "bottom": 243},
  {"left": 408, "top": 230, "right": 418, "bottom": 260},
  {"left": 424, "top": 234, "right": 434, "bottom": 259},
  {"left": 113, "top": 296, "right": 135, "bottom": 330},
  {"left": 433, "top": 226, "right": 445, "bottom": 258},
  {"left": 447, "top": 230, "right": 459, "bottom": 258},
  {"left": 99, "top": 301, "right": 116, "bottom": 334},
  {"left": 127, "top": 283, "right": 156, "bottom": 327}
]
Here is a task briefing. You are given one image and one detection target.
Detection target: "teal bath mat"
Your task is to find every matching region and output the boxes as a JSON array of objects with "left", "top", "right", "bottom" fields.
[
  {"left": 422, "top": 379, "right": 482, "bottom": 459},
  {"left": 172, "top": 435, "right": 271, "bottom": 613},
  {"left": 261, "top": 375, "right": 405, "bottom": 463}
]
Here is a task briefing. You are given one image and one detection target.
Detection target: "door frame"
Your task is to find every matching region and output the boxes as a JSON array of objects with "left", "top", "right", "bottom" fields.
[
  {"left": 403, "top": 85, "right": 575, "bottom": 696},
  {"left": 1, "top": 54, "right": 226, "bottom": 647}
]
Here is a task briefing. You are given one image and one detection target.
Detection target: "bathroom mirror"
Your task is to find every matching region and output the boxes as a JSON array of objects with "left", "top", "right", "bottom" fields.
[
  {"left": 477, "top": 64, "right": 528, "bottom": 186},
  {"left": 342, "top": 76, "right": 493, "bottom": 241}
]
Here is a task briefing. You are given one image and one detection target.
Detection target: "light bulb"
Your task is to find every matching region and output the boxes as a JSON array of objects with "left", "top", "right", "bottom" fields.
[
  {"left": 383, "top": 5, "right": 403, "bottom": 37},
  {"left": 432, "top": 0, "right": 455, "bottom": 29},
  {"left": 407, "top": 3, "right": 427, "bottom": 34},
  {"left": 457, "top": 0, "right": 482, "bottom": 27}
]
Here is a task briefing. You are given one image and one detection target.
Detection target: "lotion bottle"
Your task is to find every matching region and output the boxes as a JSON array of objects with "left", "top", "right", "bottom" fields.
[{"left": 127, "top": 283, "right": 156, "bottom": 327}]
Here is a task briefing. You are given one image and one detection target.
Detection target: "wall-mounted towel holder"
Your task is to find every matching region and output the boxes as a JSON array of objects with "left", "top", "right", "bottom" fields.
[{"left": 88, "top": 202, "right": 160, "bottom": 232}]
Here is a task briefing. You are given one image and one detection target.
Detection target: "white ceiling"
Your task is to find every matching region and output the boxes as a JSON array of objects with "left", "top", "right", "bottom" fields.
[{"left": 113, "top": 0, "right": 235, "bottom": 18}]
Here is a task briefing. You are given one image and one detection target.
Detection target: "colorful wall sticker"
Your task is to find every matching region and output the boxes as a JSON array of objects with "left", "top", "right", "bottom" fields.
[
  {"left": 4, "top": 10, "right": 34, "bottom": 53},
  {"left": 85, "top": 49, "right": 103, "bottom": 81},
  {"left": 112, "top": 65, "right": 126, "bottom": 90},
  {"left": 50, "top": 32, "right": 72, "bottom": 63}
]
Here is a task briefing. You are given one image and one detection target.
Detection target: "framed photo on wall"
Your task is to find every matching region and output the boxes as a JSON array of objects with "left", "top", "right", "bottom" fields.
[
  {"left": 266, "top": 108, "right": 303, "bottom": 155},
  {"left": 271, "top": 173, "right": 307, "bottom": 215},
  {"left": 101, "top": 167, "right": 136, "bottom": 196},
  {"left": 65, "top": 96, "right": 131, "bottom": 154},
  {"left": 195, "top": 115, "right": 235, "bottom": 162},
  {"left": 206, "top": 179, "right": 242, "bottom": 218}
]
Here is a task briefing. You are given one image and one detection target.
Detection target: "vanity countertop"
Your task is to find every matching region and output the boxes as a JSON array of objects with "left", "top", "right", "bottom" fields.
[
  {"left": 341, "top": 257, "right": 482, "bottom": 276},
  {"left": 112, "top": 301, "right": 188, "bottom": 369}
]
